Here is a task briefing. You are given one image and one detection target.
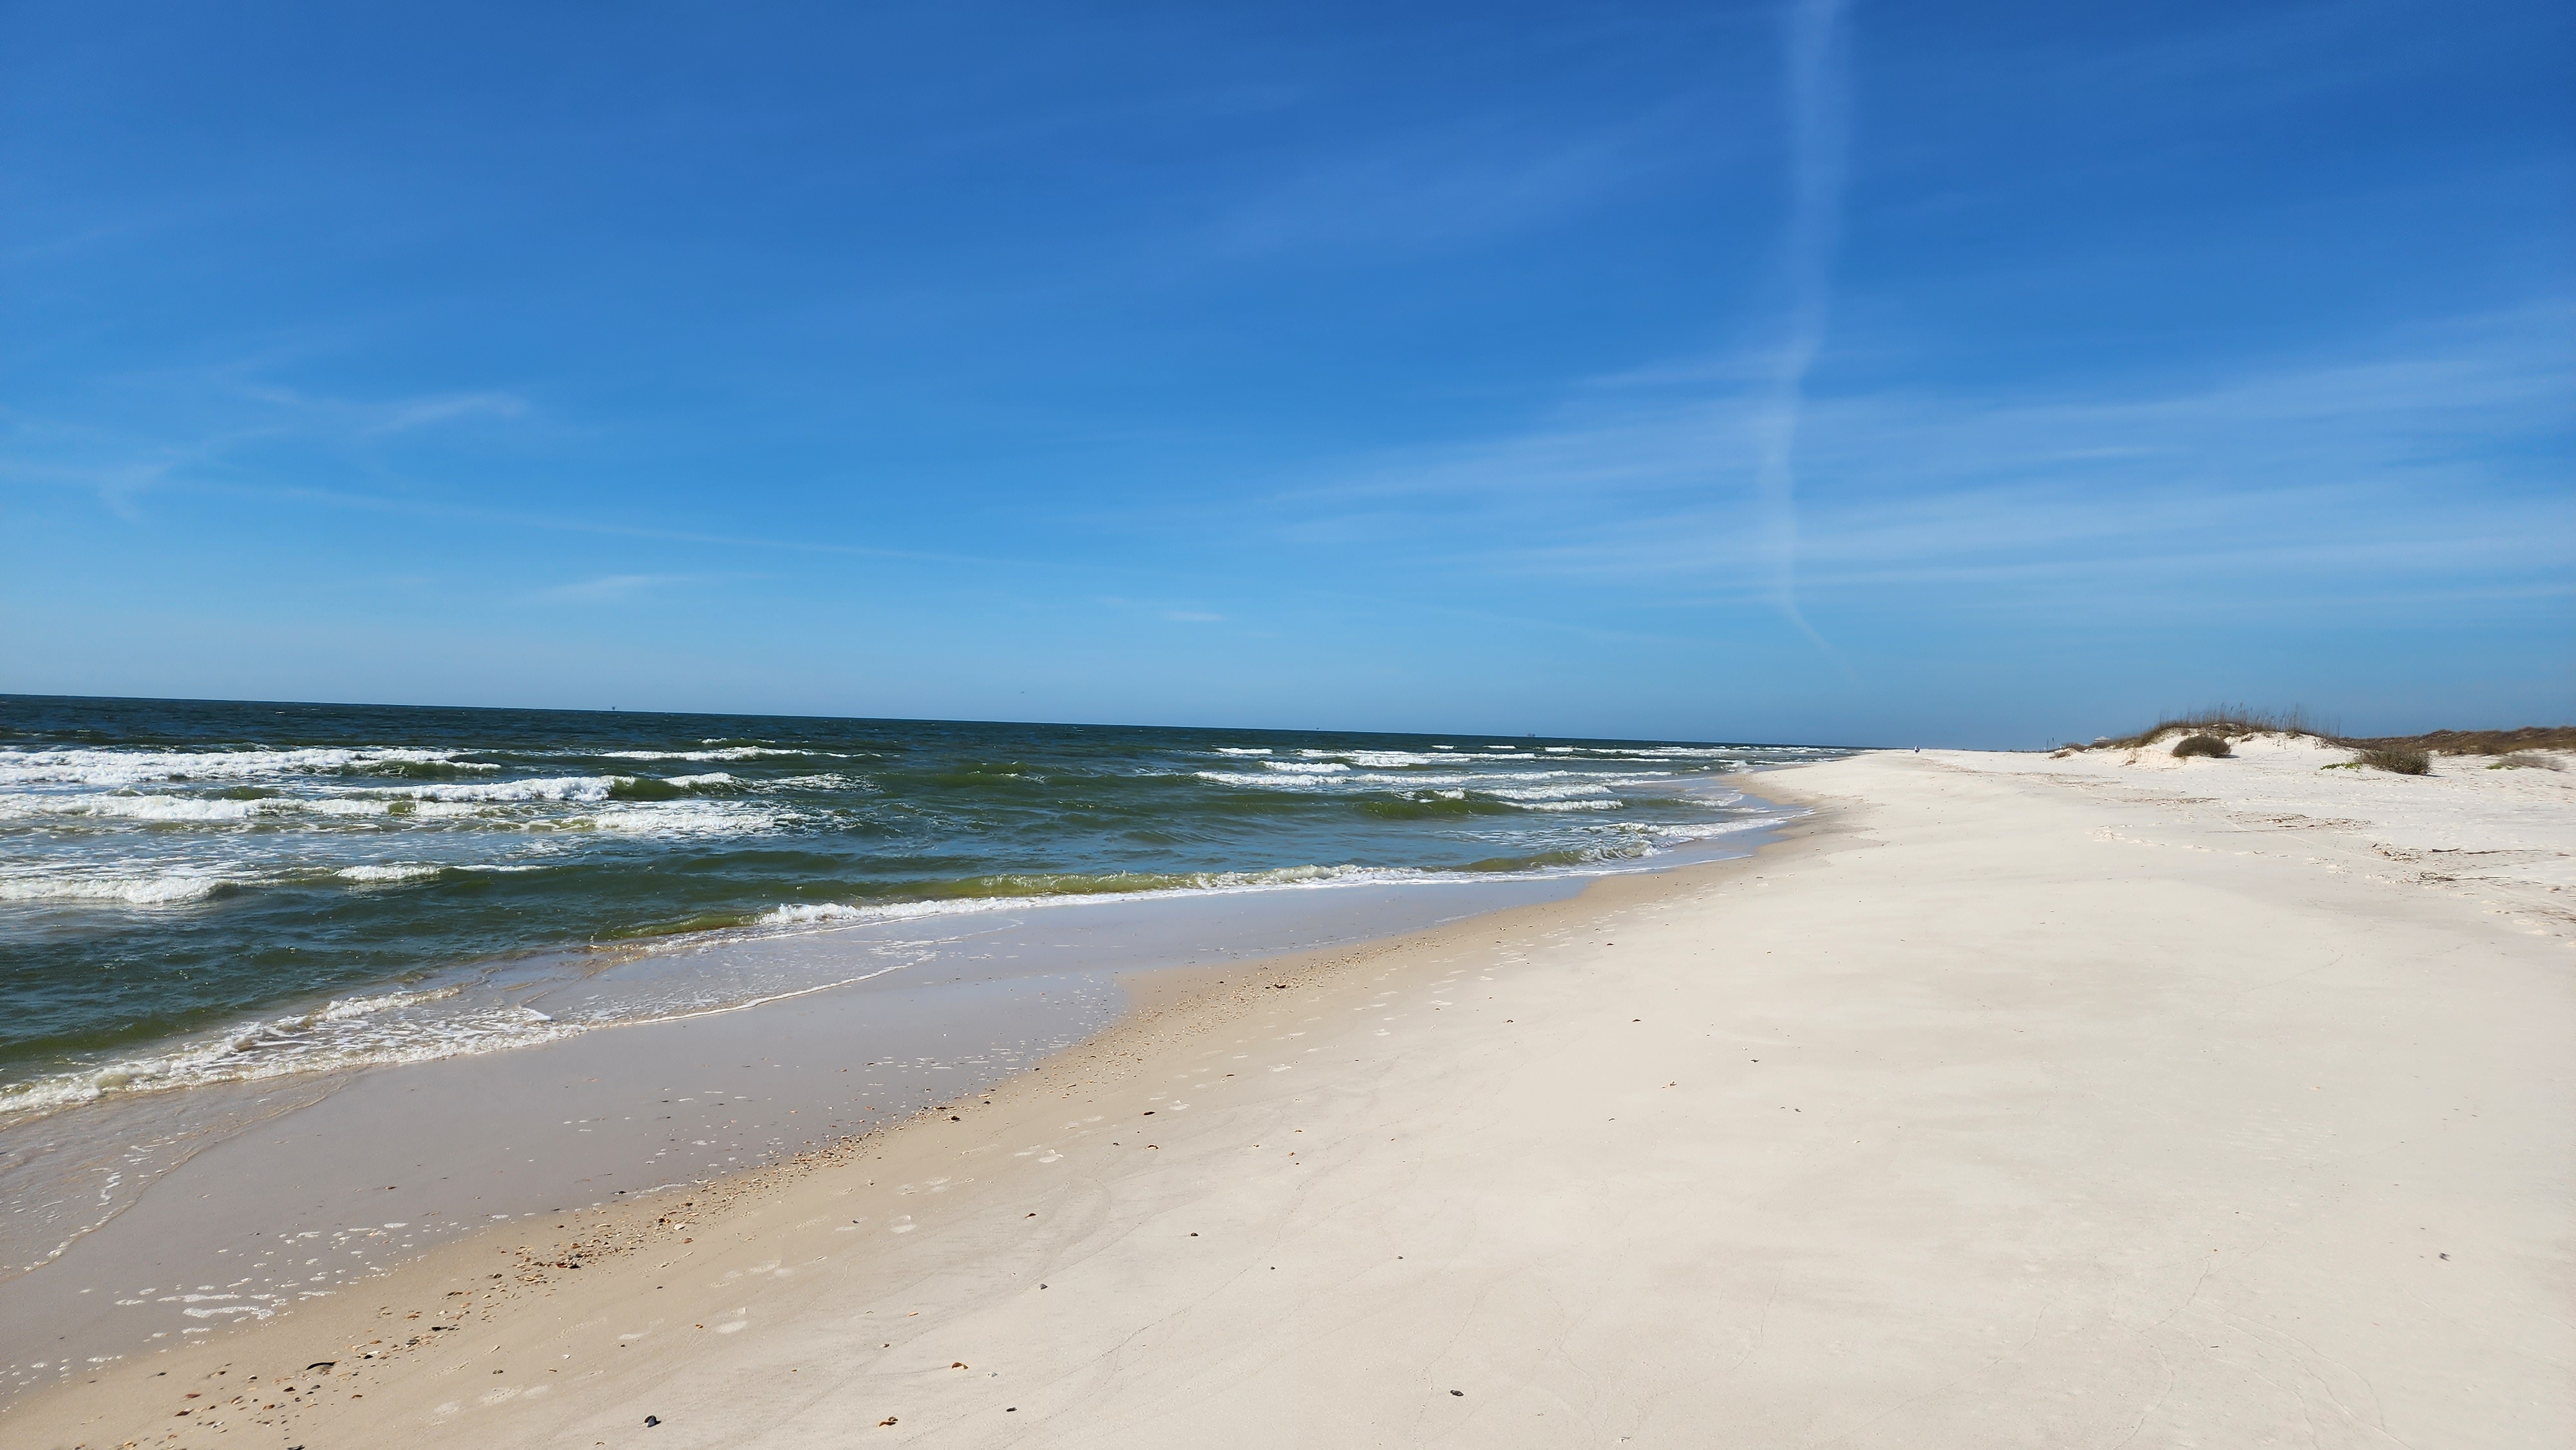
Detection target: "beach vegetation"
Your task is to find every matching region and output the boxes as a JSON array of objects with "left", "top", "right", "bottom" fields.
[
  {"left": 2079, "top": 708, "right": 2575, "bottom": 764},
  {"left": 2488, "top": 753, "right": 2564, "bottom": 771},
  {"left": 2170, "top": 734, "right": 2231, "bottom": 758},
  {"left": 2088, "top": 704, "right": 2330, "bottom": 751},
  {"left": 2356, "top": 747, "right": 2431, "bottom": 775},
  {"left": 2385, "top": 726, "right": 2576, "bottom": 755}
]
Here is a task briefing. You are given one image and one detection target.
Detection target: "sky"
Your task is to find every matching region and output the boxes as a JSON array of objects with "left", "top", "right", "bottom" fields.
[{"left": 3, "top": 1, "right": 2570, "bottom": 748}]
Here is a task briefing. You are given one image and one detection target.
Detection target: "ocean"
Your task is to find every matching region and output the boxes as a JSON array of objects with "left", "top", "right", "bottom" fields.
[{"left": 0, "top": 695, "right": 1833, "bottom": 1122}]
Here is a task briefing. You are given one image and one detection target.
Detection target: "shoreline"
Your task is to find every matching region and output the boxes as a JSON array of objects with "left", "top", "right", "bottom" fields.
[
  {"left": 0, "top": 765, "right": 1794, "bottom": 1126},
  {"left": 0, "top": 803, "right": 1793, "bottom": 1400},
  {"left": 11, "top": 750, "right": 2571, "bottom": 1446},
  {"left": 3, "top": 697, "right": 1821, "bottom": 1133},
  {"left": 0, "top": 811, "right": 1817, "bottom": 1425}
]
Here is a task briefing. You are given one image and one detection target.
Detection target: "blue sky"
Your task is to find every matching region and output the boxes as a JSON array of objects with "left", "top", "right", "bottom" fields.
[{"left": 3, "top": 1, "right": 2569, "bottom": 746}]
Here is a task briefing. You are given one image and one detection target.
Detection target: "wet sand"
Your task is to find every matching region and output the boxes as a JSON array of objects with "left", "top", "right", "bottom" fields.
[
  {"left": 8, "top": 749, "right": 2572, "bottom": 1447},
  {"left": 0, "top": 865, "right": 1616, "bottom": 1395}
]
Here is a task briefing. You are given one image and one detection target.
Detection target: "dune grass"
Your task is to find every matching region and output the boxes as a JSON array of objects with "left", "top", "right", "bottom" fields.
[
  {"left": 2081, "top": 708, "right": 2571, "bottom": 766},
  {"left": 2089, "top": 705, "right": 2330, "bottom": 750},
  {"left": 2171, "top": 734, "right": 2231, "bottom": 758},
  {"left": 2362, "top": 726, "right": 2576, "bottom": 756}
]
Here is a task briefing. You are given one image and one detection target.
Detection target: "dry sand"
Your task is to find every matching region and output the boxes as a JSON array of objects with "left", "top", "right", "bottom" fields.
[{"left": 10, "top": 747, "right": 2571, "bottom": 1448}]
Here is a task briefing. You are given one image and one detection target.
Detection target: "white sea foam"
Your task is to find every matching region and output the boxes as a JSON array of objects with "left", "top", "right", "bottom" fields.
[
  {"left": 0, "top": 746, "right": 486, "bottom": 788},
  {"left": 1194, "top": 767, "right": 1635, "bottom": 795},
  {"left": 1581, "top": 745, "right": 1811, "bottom": 760},
  {"left": 312, "top": 986, "right": 462, "bottom": 1021},
  {"left": 0, "top": 987, "right": 566, "bottom": 1122},
  {"left": 0, "top": 869, "right": 239, "bottom": 905},
  {"left": 1211, "top": 747, "right": 1272, "bottom": 756},
  {"left": 596, "top": 747, "right": 826, "bottom": 762},
  {"left": 337, "top": 863, "right": 445, "bottom": 885},
  {"left": 0, "top": 793, "right": 401, "bottom": 824},
  {"left": 756, "top": 903, "right": 876, "bottom": 926},
  {"left": 746, "top": 862, "right": 1479, "bottom": 931},
  {"left": 1619, "top": 816, "right": 1786, "bottom": 843},
  {"left": 403, "top": 800, "right": 507, "bottom": 820},
  {"left": 1296, "top": 749, "right": 1441, "bottom": 769},
  {"left": 1193, "top": 770, "right": 1369, "bottom": 789},
  {"left": 298, "top": 798, "right": 395, "bottom": 817},
  {"left": 578, "top": 802, "right": 787, "bottom": 837},
  {"left": 733, "top": 822, "right": 1799, "bottom": 938},
  {"left": 1, "top": 793, "right": 262, "bottom": 823},
  {"left": 1486, "top": 782, "right": 1618, "bottom": 802},
  {"left": 373, "top": 775, "right": 620, "bottom": 804}
]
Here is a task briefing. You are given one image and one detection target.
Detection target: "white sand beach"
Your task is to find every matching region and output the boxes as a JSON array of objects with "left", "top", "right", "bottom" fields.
[{"left": 12, "top": 744, "right": 2571, "bottom": 1448}]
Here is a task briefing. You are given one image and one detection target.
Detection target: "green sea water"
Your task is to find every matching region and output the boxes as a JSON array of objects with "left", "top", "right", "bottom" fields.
[{"left": 0, "top": 695, "right": 1835, "bottom": 1113}]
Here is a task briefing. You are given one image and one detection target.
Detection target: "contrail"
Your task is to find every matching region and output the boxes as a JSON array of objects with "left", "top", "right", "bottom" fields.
[{"left": 1752, "top": 0, "right": 1848, "bottom": 663}]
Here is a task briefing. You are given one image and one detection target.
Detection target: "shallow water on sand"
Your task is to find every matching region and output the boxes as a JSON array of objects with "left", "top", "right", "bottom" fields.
[{"left": 0, "top": 864, "right": 1721, "bottom": 1397}]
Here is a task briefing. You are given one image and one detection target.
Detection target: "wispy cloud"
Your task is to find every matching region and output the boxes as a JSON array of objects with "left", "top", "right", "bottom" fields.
[
  {"left": 1258, "top": 299, "right": 2576, "bottom": 622},
  {"left": 366, "top": 392, "right": 530, "bottom": 435},
  {"left": 535, "top": 573, "right": 712, "bottom": 604},
  {"left": 1096, "top": 596, "right": 1229, "bottom": 624},
  {"left": 1211, "top": 118, "right": 1668, "bottom": 259},
  {"left": 227, "top": 380, "right": 533, "bottom": 438},
  {"left": 1, "top": 361, "right": 536, "bottom": 513},
  {"left": 0, "top": 416, "right": 285, "bottom": 518},
  {"left": 1749, "top": 0, "right": 1850, "bottom": 661},
  {"left": 188, "top": 477, "right": 1035, "bottom": 571},
  {"left": 0, "top": 363, "right": 1027, "bottom": 570}
]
